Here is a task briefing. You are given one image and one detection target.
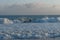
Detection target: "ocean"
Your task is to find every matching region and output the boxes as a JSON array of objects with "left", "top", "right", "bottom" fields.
[
  {"left": 0, "top": 15, "right": 60, "bottom": 40},
  {"left": 0, "top": 15, "right": 60, "bottom": 23}
]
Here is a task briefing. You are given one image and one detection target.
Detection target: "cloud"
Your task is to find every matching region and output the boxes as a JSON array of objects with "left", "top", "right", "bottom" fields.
[{"left": 0, "top": 3, "right": 60, "bottom": 15}]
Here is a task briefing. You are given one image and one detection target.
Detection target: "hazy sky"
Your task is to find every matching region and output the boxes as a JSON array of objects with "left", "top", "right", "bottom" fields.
[
  {"left": 0, "top": 0, "right": 60, "bottom": 15},
  {"left": 0, "top": 0, "right": 60, "bottom": 5}
]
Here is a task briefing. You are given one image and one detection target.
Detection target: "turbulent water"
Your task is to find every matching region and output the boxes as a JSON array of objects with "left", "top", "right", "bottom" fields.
[
  {"left": 0, "top": 23, "right": 60, "bottom": 40},
  {"left": 0, "top": 15, "right": 60, "bottom": 40}
]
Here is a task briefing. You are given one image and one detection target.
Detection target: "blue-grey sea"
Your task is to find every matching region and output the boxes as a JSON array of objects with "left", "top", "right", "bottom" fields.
[{"left": 0, "top": 15, "right": 60, "bottom": 40}]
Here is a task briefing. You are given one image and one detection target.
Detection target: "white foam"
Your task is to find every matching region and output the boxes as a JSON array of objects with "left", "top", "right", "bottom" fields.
[
  {"left": 57, "top": 17, "right": 60, "bottom": 21},
  {"left": 42, "top": 17, "right": 48, "bottom": 20},
  {"left": 4, "top": 18, "right": 13, "bottom": 24}
]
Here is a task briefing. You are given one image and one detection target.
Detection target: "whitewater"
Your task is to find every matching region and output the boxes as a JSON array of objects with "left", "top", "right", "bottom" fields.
[{"left": 0, "top": 23, "right": 60, "bottom": 40}]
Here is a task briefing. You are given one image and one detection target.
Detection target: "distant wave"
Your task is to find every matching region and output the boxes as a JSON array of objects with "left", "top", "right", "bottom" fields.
[{"left": 0, "top": 16, "right": 60, "bottom": 24}]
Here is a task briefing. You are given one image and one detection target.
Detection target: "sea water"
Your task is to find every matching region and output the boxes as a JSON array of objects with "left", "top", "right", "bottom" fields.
[{"left": 0, "top": 15, "right": 60, "bottom": 40}]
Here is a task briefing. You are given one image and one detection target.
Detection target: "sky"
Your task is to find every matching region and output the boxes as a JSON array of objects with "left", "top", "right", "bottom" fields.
[{"left": 0, "top": 0, "right": 60, "bottom": 15}]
